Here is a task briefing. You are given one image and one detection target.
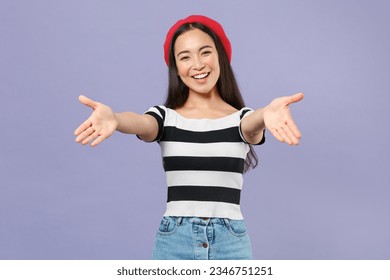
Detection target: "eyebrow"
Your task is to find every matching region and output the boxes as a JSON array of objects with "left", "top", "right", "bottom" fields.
[{"left": 176, "top": 45, "right": 213, "bottom": 57}]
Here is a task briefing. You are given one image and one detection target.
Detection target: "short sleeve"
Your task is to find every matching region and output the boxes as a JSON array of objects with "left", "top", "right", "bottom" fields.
[
  {"left": 137, "top": 105, "right": 166, "bottom": 142},
  {"left": 238, "top": 107, "right": 266, "bottom": 145}
]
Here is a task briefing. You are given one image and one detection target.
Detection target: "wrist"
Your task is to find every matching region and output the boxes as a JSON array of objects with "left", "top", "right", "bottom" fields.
[{"left": 113, "top": 112, "right": 121, "bottom": 131}]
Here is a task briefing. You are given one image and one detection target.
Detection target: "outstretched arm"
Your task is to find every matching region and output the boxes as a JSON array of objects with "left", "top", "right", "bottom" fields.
[
  {"left": 241, "top": 92, "right": 304, "bottom": 145},
  {"left": 74, "top": 95, "right": 158, "bottom": 147}
]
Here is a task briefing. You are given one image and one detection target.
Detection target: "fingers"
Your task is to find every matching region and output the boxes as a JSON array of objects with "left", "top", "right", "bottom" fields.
[
  {"left": 272, "top": 128, "right": 295, "bottom": 145},
  {"left": 74, "top": 96, "right": 99, "bottom": 137},
  {"left": 75, "top": 125, "right": 94, "bottom": 143},
  {"left": 83, "top": 130, "right": 101, "bottom": 146},
  {"left": 74, "top": 118, "right": 92, "bottom": 136},
  {"left": 270, "top": 122, "right": 301, "bottom": 145},
  {"left": 280, "top": 93, "right": 303, "bottom": 144},
  {"left": 79, "top": 95, "right": 98, "bottom": 109},
  {"left": 286, "top": 119, "right": 302, "bottom": 139},
  {"left": 286, "top": 92, "right": 304, "bottom": 105},
  {"left": 75, "top": 95, "right": 109, "bottom": 147},
  {"left": 282, "top": 123, "right": 301, "bottom": 145},
  {"left": 265, "top": 92, "right": 303, "bottom": 145},
  {"left": 91, "top": 134, "right": 106, "bottom": 147},
  {"left": 270, "top": 128, "right": 284, "bottom": 143},
  {"left": 75, "top": 126, "right": 105, "bottom": 147}
]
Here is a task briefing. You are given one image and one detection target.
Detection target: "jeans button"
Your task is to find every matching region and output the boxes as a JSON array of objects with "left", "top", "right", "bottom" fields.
[{"left": 202, "top": 243, "right": 208, "bottom": 248}]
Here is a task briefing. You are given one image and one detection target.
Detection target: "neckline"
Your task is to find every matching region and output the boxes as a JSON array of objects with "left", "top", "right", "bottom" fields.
[{"left": 170, "top": 107, "right": 241, "bottom": 121}]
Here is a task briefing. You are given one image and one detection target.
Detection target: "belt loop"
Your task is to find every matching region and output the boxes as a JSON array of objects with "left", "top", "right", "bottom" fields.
[
  {"left": 223, "top": 218, "right": 230, "bottom": 227},
  {"left": 176, "top": 217, "right": 183, "bottom": 226}
]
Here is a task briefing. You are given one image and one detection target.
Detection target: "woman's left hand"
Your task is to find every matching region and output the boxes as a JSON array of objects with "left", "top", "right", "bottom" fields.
[{"left": 264, "top": 92, "right": 304, "bottom": 145}]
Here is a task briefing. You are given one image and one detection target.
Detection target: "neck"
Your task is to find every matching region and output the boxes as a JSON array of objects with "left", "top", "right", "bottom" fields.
[{"left": 183, "top": 87, "right": 223, "bottom": 109}]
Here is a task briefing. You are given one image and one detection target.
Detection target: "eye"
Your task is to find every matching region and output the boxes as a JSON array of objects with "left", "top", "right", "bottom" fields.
[
  {"left": 179, "top": 56, "right": 190, "bottom": 61},
  {"left": 201, "top": 50, "right": 211, "bottom": 56}
]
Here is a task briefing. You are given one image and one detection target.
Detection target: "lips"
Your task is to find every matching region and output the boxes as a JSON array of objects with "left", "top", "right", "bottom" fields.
[{"left": 192, "top": 72, "right": 210, "bottom": 79}]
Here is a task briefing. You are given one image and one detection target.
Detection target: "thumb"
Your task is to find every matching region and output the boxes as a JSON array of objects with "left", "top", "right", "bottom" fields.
[
  {"left": 286, "top": 92, "right": 304, "bottom": 105},
  {"left": 78, "top": 95, "right": 97, "bottom": 109}
]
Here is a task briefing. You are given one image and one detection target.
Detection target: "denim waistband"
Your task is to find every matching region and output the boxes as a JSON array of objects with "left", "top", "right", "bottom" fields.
[{"left": 166, "top": 216, "right": 243, "bottom": 226}]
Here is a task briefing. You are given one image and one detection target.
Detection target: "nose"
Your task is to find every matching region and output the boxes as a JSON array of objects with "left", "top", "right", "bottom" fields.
[{"left": 192, "top": 56, "right": 205, "bottom": 71}]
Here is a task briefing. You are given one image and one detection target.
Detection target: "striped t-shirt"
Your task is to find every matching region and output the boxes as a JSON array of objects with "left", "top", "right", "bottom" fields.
[{"left": 141, "top": 105, "right": 265, "bottom": 220}]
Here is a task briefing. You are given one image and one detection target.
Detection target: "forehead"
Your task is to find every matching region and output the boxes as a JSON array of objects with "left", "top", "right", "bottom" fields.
[{"left": 174, "top": 28, "right": 215, "bottom": 54}]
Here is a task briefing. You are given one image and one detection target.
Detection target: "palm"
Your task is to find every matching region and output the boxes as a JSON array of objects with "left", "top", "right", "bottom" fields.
[
  {"left": 263, "top": 93, "right": 304, "bottom": 145},
  {"left": 74, "top": 95, "right": 118, "bottom": 147}
]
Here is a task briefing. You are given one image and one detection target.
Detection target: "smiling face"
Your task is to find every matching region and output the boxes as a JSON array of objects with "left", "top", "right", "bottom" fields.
[{"left": 174, "top": 28, "right": 220, "bottom": 96}]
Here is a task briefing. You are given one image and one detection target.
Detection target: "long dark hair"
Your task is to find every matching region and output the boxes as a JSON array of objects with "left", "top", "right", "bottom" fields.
[{"left": 164, "top": 22, "right": 258, "bottom": 172}]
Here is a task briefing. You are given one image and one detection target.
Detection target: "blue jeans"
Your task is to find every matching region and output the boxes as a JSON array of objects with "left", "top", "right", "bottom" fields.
[{"left": 152, "top": 217, "right": 253, "bottom": 260}]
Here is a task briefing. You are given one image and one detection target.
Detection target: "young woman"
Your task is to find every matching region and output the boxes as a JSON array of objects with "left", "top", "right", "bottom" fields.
[{"left": 74, "top": 15, "right": 304, "bottom": 260}]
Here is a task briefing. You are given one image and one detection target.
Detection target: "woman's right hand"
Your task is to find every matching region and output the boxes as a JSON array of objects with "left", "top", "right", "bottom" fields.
[{"left": 74, "top": 95, "right": 118, "bottom": 147}]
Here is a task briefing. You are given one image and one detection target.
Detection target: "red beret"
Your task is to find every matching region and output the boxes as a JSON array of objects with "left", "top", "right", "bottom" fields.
[{"left": 163, "top": 15, "right": 232, "bottom": 66}]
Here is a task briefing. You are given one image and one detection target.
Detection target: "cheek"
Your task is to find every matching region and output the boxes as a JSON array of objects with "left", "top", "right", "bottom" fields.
[
  {"left": 205, "top": 56, "right": 220, "bottom": 76},
  {"left": 212, "top": 58, "right": 220, "bottom": 72},
  {"left": 175, "top": 66, "right": 191, "bottom": 86},
  {"left": 210, "top": 61, "right": 220, "bottom": 80},
  {"left": 213, "top": 62, "right": 220, "bottom": 75},
  {"left": 177, "top": 68, "right": 187, "bottom": 78},
  {"left": 175, "top": 60, "right": 189, "bottom": 76}
]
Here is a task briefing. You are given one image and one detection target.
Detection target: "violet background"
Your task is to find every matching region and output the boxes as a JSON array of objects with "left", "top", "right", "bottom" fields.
[{"left": 1, "top": 0, "right": 389, "bottom": 259}]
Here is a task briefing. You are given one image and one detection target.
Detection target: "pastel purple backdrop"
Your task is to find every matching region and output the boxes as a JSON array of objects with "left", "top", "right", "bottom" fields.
[{"left": 1, "top": 0, "right": 389, "bottom": 259}]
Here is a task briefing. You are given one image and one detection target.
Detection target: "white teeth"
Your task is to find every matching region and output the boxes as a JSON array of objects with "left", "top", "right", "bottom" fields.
[{"left": 193, "top": 73, "right": 209, "bottom": 79}]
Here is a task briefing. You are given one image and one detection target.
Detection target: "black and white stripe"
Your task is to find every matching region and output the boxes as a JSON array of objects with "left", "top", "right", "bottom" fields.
[
  {"left": 167, "top": 185, "right": 241, "bottom": 204},
  {"left": 141, "top": 105, "right": 264, "bottom": 219}
]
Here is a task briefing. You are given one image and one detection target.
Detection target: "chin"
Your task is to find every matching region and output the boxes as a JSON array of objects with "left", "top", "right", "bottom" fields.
[{"left": 189, "top": 86, "right": 217, "bottom": 95}]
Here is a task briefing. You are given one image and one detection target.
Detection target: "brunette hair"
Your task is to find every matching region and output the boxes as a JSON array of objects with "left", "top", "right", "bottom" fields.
[{"left": 163, "top": 22, "right": 259, "bottom": 172}]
